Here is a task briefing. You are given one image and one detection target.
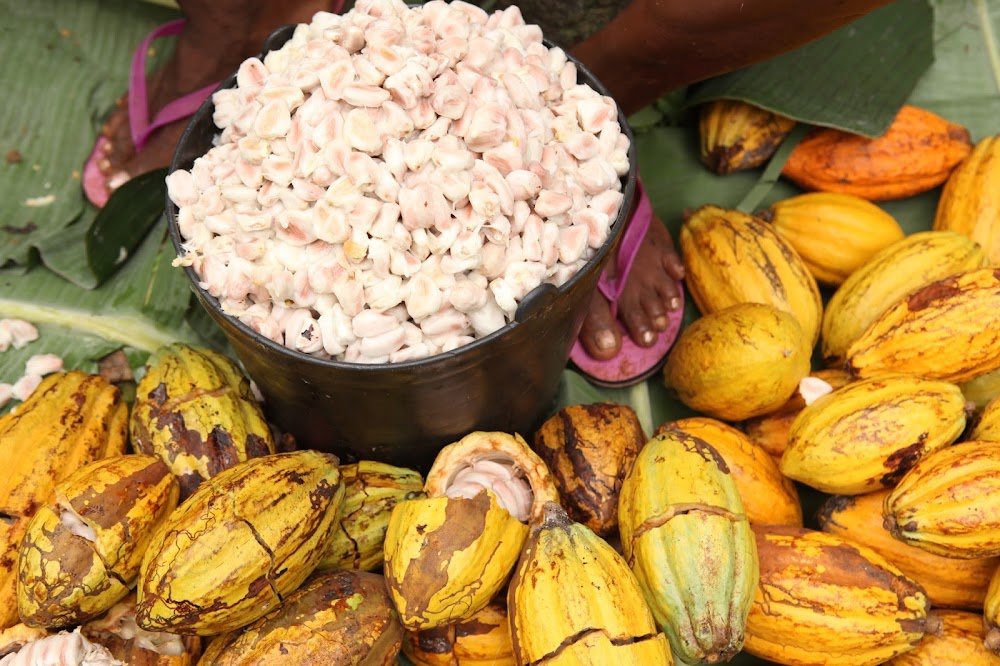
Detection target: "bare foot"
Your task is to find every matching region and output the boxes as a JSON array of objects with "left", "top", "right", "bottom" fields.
[
  {"left": 578, "top": 215, "right": 685, "bottom": 360},
  {"left": 94, "top": 0, "right": 339, "bottom": 200}
]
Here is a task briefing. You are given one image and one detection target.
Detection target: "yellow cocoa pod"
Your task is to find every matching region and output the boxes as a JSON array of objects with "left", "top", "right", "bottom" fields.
[
  {"left": 315, "top": 461, "right": 424, "bottom": 573},
  {"left": 821, "top": 230, "right": 988, "bottom": 367},
  {"left": 742, "top": 369, "right": 851, "bottom": 459},
  {"left": 699, "top": 100, "right": 796, "bottom": 175},
  {"left": 202, "top": 570, "right": 402, "bottom": 665},
  {"left": 885, "top": 440, "right": 1000, "bottom": 559},
  {"left": 970, "top": 396, "right": 1000, "bottom": 442},
  {"left": 0, "top": 518, "right": 30, "bottom": 629},
  {"left": 664, "top": 303, "right": 810, "bottom": 421},
  {"left": 532, "top": 402, "right": 645, "bottom": 536},
  {"left": 847, "top": 268, "right": 1000, "bottom": 383},
  {"left": 384, "top": 491, "right": 527, "bottom": 631},
  {"left": 962, "top": 369, "right": 1000, "bottom": 410},
  {"left": 745, "top": 525, "right": 931, "bottom": 666},
  {"left": 782, "top": 105, "right": 972, "bottom": 201},
  {"left": 763, "top": 192, "right": 905, "bottom": 286},
  {"left": 660, "top": 417, "right": 802, "bottom": 526},
  {"left": 403, "top": 598, "right": 515, "bottom": 666},
  {"left": 130, "top": 344, "right": 275, "bottom": 500},
  {"left": 888, "top": 610, "right": 1000, "bottom": 665},
  {"left": 18, "top": 455, "right": 179, "bottom": 628},
  {"left": 508, "top": 502, "right": 673, "bottom": 665},
  {"left": 137, "top": 451, "right": 344, "bottom": 635},
  {"left": 424, "top": 431, "right": 559, "bottom": 525},
  {"left": 986, "top": 567, "right": 1000, "bottom": 653},
  {"left": 680, "top": 205, "right": 822, "bottom": 348},
  {"left": 817, "top": 491, "right": 997, "bottom": 610},
  {"left": 934, "top": 134, "right": 1000, "bottom": 264},
  {"left": 780, "top": 375, "right": 967, "bottom": 494},
  {"left": 618, "top": 427, "right": 758, "bottom": 663}
]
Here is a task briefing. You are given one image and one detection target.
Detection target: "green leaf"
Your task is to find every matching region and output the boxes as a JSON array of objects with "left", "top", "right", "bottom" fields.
[
  {"left": 0, "top": 0, "right": 179, "bottom": 269},
  {"left": 908, "top": 0, "right": 1000, "bottom": 140},
  {"left": 685, "top": 0, "right": 934, "bottom": 137},
  {"left": 86, "top": 168, "right": 168, "bottom": 286}
]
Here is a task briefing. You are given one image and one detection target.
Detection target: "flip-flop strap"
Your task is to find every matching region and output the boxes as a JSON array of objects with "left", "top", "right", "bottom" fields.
[
  {"left": 598, "top": 178, "right": 652, "bottom": 315},
  {"left": 129, "top": 19, "right": 219, "bottom": 151}
]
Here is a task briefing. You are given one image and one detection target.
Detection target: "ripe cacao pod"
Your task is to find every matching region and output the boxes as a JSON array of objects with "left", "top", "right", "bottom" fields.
[
  {"left": 782, "top": 105, "right": 972, "bottom": 200},
  {"left": 699, "top": 99, "right": 796, "bottom": 175},
  {"left": 821, "top": 230, "right": 988, "bottom": 367},
  {"left": 887, "top": 610, "right": 1000, "bottom": 665},
  {"left": 618, "top": 427, "right": 758, "bottom": 663},
  {"left": 742, "top": 369, "right": 851, "bottom": 459},
  {"left": 986, "top": 567, "right": 1000, "bottom": 654},
  {"left": 780, "top": 375, "right": 967, "bottom": 494},
  {"left": 817, "top": 490, "right": 997, "bottom": 610},
  {"left": 660, "top": 417, "right": 802, "bottom": 526},
  {"left": 402, "top": 598, "right": 515, "bottom": 666},
  {"left": 508, "top": 502, "right": 672, "bottom": 665},
  {"left": 137, "top": 451, "right": 344, "bottom": 635},
  {"left": 664, "top": 303, "right": 810, "bottom": 421},
  {"left": 933, "top": 134, "right": 1000, "bottom": 264},
  {"left": 962, "top": 369, "right": 1000, "bottom": 410},
  {"left": 680, "top": 204, "right": 822, "bottom": 348},
  {"left": 885, "top": 440, "right": 1000, "bottom": 559},
  {"left": 847, "top": 268, "right": 1000, "bottom": 383},
  {"left": 130, "top": 344, "right": 274, "bottom": 500},
  {"left": 532, "top": 402, "right": 644, "bottom": 536},
  {"left": 745, "top": 525, "right": 932, "bottom": 666},
  {"left": 971, "top": 397, "right": 1000, "bottom": 442},
  {"left": 763, "top": 192, "right": 905, "bottom": 285}
]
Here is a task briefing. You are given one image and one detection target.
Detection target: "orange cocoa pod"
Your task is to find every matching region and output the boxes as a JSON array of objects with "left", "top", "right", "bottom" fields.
[{"left": 782, "top": 105, "right": 972, "bottom": 201}]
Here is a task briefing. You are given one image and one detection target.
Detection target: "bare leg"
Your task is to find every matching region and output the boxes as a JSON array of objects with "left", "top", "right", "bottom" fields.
[{"left": 97, "top": 0, "right": 338, "bottom": 192}]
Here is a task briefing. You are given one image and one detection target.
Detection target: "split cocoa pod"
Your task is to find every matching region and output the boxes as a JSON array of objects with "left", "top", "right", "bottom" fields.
[
  {"left": 508, "top": 502, "right": 672, "bottom": 665},
  {"left": 137, "top": 450, "right": 344, "bottom": 635},
  {"left": 658, "top": 417, "right": 802, "bottom": 526},
  {"left": 315, "top": 461, "right": 424, "bottom": 573},
  {"left": 82, "top": 595, "right": 202, "bottom": 665},
  {"left": 130, "top": 343, "right": 274, "bottom": 500},
  {"left": 403, "top": 598, "right": 515, "bottom": 666},
  {"left": 384, "top": 432, "right": 556, "bottom": 631},
  {"left": 817, "top": 490, "right": 997, "bottom": 610},
  {"left": 17, "top": 455, "right": 179, "bottom": 629},
  {"left": 885, "top": 440, "right": 1000, "bottom": 559},
  {"left": 782, "top": 104, "right": 972, "bottom": 200},
  {"left": 618, "top": 426, "right": 758, "bottom": 664},
  {"left": 698, "top": 99, "right": 796, "bottom": 175},
  {"left": 780, "top": 374, "right": 968, "bottom": 495},
  {"left": 532, "top": 402, "right": 645, "bottom": 536},
  {"left": 745, "top": 525, "right": 933, "bottom": 666},
  {"left": 196, "top": 570, "right": 402, "bottom": 665},
  {"left": 934, "top": 133, "right": 1000, "bottom": 265},
  {"left": 0, "top": 371, "right": 128, "bottom": 629},
  {"left": 664, "top": 302, "right": 811, "bottom": 421}
]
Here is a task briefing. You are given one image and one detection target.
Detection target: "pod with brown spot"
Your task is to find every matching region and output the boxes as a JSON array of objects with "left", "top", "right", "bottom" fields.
[
  {"left": 402, "top": 597, "right": 515, "bottom": 666},
  {"left": 780, "top": 375, "right": 968, "bottom": 495},
  {"left": 699, "top": 100, "right": 796, "bottom": 175},
  {"left": 82, "top": 594, "right": 202, "bottom": 665},
  {"left": 660, "top": 417, "right": 802, "bottom": 526},
  {"left": 742, "top": 369, "right": 851, "bottom": 459},
  {"left": 618, "top": 427, "right": 758, "bottom": 664},
  {"left": 315, "top": 461, "right": 425, "bottom": 573},
  {"left": 423, "top": 431, "right": 559, "bottom": 524},
  {"left": 887, "top": 610, "right": 1000, "bottom": 665},
  {"left": 137, "top": 450, "right": 344, "bottom": 635},
  {"left": 383, "top": 491, "right": 527, "bottom": 631},
  {"left": 817, "top": 490, "right": 997, "bottom": 610},
  {"left": 532, "top": 403, "right": 644, "bottom": 536},
  {"left": 847, "top": 268, "right": 1000, "bottom": 384},
  {"left": 745, "top": 525, "right": 932, "bottom": 666},
  {"left": 17, "top": 454, "right": 179, "bottom": 628},
  {"left": 884, "top": 440, "right": 1000, "bottom": 559},
  {"left": 130, "top": 344, "right": 274, "bottom": 500},
  {"left": 200, "top": 570, "right": 402, "bottom": 665}
]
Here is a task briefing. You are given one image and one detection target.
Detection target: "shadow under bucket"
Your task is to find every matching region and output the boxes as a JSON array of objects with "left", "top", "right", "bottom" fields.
[{"left": 167, "top": 24, "right": 638, "bottom": 472}]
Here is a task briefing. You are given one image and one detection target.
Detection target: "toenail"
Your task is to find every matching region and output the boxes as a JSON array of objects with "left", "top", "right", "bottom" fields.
[
  {"left": 596, "top": 330, "right": 616, "bottom": 350},
  {"left": 653, "top": 316, "right": 668, "bottom": 330},
  {"left": 669, "top": 297, "right": 681, "bottom": 310},
  {"left": 641, "top": 330, "right": 656, "bottom": 345}
]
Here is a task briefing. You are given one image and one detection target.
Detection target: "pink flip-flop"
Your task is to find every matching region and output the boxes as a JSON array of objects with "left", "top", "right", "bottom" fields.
[
  {"left": 569, "top": 180, "right": 685, "bottom": 388},
  {"left": 82, "top": 19, "right": 220, "bottom": 208}
]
